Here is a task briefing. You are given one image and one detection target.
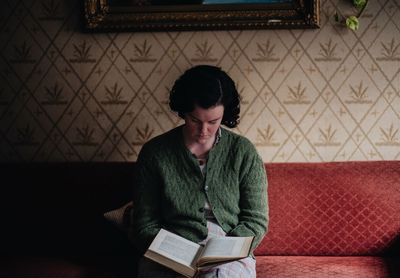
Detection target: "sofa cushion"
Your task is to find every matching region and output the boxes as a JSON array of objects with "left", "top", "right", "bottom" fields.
[
  {"left": 104, "top": 201, "right": 133, "bottom": 233},
  {"left": 255, "top": 161, "right": 400, "bottom": 256},
  {"left": 0, "top": 257, "right": 115, "bottom": 278},
  {"left": 1, "top": 217, "right": 140, "bottom": 277},
  {"left": 256, "top": 256, "right": 400, "bottom": 278}
]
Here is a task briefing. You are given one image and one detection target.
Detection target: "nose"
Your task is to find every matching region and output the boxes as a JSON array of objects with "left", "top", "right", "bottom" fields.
[{"left": 200, "top": 123, "right": 208, "bottom": 133}]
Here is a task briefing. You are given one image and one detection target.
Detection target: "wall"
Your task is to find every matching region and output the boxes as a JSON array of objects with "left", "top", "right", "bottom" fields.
[{"left": 0, "top": 0, "right": 399, "bottom": 162}]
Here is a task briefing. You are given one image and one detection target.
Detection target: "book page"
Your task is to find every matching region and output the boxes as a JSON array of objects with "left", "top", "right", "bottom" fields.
[
  {"left": 147, "top": 229, "right": 203, "bottom": 267},
  {"left": 198, "top": 236, "right": 253, "bottom": 265}
]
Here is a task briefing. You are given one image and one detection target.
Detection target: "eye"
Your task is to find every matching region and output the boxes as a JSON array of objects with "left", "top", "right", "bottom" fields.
[{"left": 190, "top": 117, "right": 200, "bottom": 123}]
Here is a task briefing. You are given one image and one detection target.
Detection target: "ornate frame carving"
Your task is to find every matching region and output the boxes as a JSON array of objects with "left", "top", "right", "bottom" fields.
[{"left": 84, "top": 0, "right": 320, "bottom": 32}]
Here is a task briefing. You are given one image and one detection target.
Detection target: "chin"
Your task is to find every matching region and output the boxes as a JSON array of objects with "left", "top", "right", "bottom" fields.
[{"left": 197, "top": 137, "right": 209, "bottom": 144}]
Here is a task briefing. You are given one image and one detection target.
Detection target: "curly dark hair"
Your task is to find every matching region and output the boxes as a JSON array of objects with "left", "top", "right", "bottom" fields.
[{"left": 169, "top": 65, "right": 240, "bottom": 128}]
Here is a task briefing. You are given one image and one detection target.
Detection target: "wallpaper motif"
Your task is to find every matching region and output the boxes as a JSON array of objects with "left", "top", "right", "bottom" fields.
[{"left": 0, "top": 0, "right": 399, "bottom": 162}]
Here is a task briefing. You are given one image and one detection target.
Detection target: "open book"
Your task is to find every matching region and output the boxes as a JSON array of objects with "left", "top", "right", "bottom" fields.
[{"left": 144, "top": 228, "right": 254, "bottom": 278}]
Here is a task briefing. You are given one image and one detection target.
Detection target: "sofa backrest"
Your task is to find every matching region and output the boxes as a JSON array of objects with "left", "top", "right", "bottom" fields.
[
  {"left": 2, "top": 161, "right": 399, "bottom": 257},
  {"left": 0, "top": 162, "right": 135, "bottom": 254},
  {"left": 1, "top": 162, "right": 134, "bottom": 215},
  {"left": 255, "top": 161, "right": 400, "bottom": 256}
]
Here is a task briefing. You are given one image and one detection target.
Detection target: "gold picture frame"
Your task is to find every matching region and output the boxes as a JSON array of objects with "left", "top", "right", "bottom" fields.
[{"left": 84, "top": 0, "right": 320, "bottom": 32}]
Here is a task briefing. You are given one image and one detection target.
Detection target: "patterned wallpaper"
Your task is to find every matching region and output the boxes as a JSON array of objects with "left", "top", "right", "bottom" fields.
[{"left": 0, "top": 0, "right": 399, "bottom": 162}]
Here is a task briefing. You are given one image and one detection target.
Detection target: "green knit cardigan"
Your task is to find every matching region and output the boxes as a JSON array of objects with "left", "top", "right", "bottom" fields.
[{"left": 131, "top": 125, "right": 268, "bottom": 254}]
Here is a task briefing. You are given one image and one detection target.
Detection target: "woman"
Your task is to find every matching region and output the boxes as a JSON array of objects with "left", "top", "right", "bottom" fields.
[{"left": 132, "top": 65, "right": 268, "bottom": 277}]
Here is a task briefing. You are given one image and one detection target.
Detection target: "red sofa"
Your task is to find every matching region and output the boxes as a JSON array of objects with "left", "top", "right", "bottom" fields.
[
  {"left": 255, "top": 161, "right": 400, "bottom": 277},
  {"left": 1, "top": 161, "right": 399, "bottom": 277}
]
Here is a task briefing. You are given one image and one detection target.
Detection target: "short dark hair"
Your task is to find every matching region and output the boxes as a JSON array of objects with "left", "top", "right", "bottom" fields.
[{"left": 169, "top": 65, "right": 240, "bottom": 128}]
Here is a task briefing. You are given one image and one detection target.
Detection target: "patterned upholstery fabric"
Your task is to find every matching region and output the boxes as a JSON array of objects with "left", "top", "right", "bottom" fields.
[
  {"left": 255, "top": 161, "right": 400, "bottom": 256},
  {"left": 256, "top": 256, "right": 400, "bottom": 278}
]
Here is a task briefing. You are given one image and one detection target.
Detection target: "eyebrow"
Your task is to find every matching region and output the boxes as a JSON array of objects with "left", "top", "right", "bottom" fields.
[{"left": 189, "top": 114, "right": 221, "bottom": 122}]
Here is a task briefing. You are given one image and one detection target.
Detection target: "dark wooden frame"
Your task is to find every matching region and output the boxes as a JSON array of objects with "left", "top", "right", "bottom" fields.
[{"left": 83, "top": 0, "right": 320, "bottom": 32}]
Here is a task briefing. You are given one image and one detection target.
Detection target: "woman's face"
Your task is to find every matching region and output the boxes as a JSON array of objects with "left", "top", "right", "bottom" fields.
[{"left": 183, "top": 104, "right": 224, "bottom": 145}]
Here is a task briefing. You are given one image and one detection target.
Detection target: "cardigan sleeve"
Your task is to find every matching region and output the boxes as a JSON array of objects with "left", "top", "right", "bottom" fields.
[
  {"left": 131, "top": 143, "right": 163, "bottom": 254},
  {"left": 227, "top": 141, "right": 269, "bottom": 252}
]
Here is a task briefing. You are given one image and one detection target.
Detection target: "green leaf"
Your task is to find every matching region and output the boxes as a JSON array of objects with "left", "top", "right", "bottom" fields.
[
  {"left": 353, "top": 0, "right": 366, "bottom": 9},
  {"left": 334, "top": 12, "right": 340, "bottom": 22},
  {"left": 346, "top": 16, "right": 359, "bottom": 31}
]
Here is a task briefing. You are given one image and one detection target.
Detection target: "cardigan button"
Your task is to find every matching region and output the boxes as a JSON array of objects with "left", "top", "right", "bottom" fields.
[{"left": 204, "top": 185, "right": 209, "bottom": 191}]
